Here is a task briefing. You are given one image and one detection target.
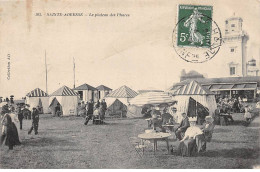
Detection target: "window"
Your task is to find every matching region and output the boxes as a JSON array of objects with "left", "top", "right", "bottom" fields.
[
  {"left": 230, "top": 67, "right": 236, "bottom": 75},
  {"left": 231, "top": 48, "right": 235, "bottom": 52},
  {"left": 231, "top": 24, "right": 235, "bottom": 27},
  {"left": 78, "top": 91, "right": 83, "bottom": 100}
]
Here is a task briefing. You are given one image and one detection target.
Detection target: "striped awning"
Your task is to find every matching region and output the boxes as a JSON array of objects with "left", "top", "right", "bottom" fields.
[
  {"left": 173, "top": 80, "right": 214, "bottom": 95},
  {"left": 130, "top": 92, "right": 176, "bottom": 106},
  {"left": 208, "top": 83, "right": 257, "bottom": 91},
  {"left": 51, "top": 85, "right": 78, "bottom": 96},
  {"left": 26, "top": 88, "right": 48, "bottom": 97},
  {"left": 106, "top": 85, "right": 138, "bottom": 98}
]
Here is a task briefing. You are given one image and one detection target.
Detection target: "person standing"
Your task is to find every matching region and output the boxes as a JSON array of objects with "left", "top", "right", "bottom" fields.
[
  {"left": 100, "top": 99, "right": 107, "bottom": 121},
  {"left": 28, "top": 107, "right": 39, "bottom": 135},
  {"left": 17, "top": 106, "right": 24, "bottom": 130},
  {"left": 1, "top": 114, "right": 21, "bottom": 150},
  {"left": 96, "top": 100, "right": 100, "bottom": 109},
  {"left": 244, "top": 105, "right": 252, "bottom": 123},
  {"left": 88, "top": 100, "right": 94, "bottom": 115}
]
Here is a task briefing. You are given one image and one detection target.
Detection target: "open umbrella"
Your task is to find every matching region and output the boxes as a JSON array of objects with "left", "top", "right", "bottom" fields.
[{"left": 130, "top": 92, "right": 177, "bottom": 107}]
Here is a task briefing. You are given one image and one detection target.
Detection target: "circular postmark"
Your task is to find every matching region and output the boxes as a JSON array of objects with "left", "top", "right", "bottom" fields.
[{"left": 172, "top": 14, "right": 222, "bottom": 63}]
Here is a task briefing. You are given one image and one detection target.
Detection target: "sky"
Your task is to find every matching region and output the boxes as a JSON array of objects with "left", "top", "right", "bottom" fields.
[{"left": 0, "top": 0, "right": 259, "bottom": 99}]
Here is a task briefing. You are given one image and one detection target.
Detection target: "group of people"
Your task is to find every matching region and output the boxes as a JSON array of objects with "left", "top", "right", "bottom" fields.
[
  {"left": 143, "top": 104, "right": 214, "bottom": 154},
  {"left": 145, "top": 107, "right": 215, "bottom": 156},
  {"left": 144, "top": 106, "right": 174, "bottom": 132},
  {"left": 216, "top": 96, "right": 243, "bottom": 113},
  {"left": 175, "top": 112, "right": 215, "bottom": 156},
  {"left": 215, "top": 99, "right": 254, "bottom": 125},
  {"left": 1, "top": 103, "right": 40, "bottom": 150},
  {"left": 77, "top": 99, "right": 107, "bottom": 125}
]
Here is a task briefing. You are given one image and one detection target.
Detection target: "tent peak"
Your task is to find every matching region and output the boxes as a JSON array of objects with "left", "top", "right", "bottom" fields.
[
  {"left": 26, "top": 88, "right": 49, "bottom": 97},
  {"left": 106, "top": 85, "right": 138, "bottom": 98},
  {"left": 51, "top": 85, "right": 78, "bottom": 96}
]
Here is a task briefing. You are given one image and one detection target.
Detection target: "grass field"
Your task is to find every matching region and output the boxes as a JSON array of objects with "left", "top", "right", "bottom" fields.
[{"left": 0, "top": 113, "right": 259, "bottom": 169}]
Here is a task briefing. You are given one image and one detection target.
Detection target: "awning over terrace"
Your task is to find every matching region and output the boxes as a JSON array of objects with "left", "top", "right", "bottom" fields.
[{"left": 203, "top": 83, "right": 257, "bottom": 91}]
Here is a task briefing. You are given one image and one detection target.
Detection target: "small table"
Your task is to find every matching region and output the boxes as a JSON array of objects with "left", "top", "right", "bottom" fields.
[{"left": 138, "top": 132, "right": 171, "bottom": 154}]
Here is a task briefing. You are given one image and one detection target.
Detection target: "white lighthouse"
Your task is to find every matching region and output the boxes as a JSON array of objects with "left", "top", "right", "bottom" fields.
[{"left": 223, "top": 15, "right": 249, "bottom": 77}]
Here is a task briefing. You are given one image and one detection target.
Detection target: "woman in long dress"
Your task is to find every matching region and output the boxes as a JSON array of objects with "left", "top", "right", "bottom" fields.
[
  {"left": 9, "top": 112, "right": 22, "bottom": 142},
  {"left": 1, "top": 114, "right": 21, "bottom": 150}
]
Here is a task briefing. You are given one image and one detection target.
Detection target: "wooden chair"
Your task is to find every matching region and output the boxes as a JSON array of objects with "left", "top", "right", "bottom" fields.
[{"left": 129, "top": 137, "right": 149, "bottom": 156}]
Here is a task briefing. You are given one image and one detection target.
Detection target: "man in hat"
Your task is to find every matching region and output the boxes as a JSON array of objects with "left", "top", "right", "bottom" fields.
[
  {"left": 175, "top": 113, "right": 190, "bottom": 140},
  {"left": 28, "top": 107, "right": 39, "bottom": 135}
]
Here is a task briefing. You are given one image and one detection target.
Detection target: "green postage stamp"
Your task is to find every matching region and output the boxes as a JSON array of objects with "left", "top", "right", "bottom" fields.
[
  {"left": 172, "top": 4, "right": 222, "bottom": 63},
  {"left": 177, "top": 5, "right": 212, "bottom": 48}
]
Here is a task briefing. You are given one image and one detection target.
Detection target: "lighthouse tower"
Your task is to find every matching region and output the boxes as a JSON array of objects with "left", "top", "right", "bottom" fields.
[{"left": 223, "top": 15, "right": 249, "bottom": 77}]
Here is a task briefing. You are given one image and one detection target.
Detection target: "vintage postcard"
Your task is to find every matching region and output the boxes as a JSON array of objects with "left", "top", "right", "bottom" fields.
[{"left": 0, "top": 0, "right": 259, "bottom": 169}]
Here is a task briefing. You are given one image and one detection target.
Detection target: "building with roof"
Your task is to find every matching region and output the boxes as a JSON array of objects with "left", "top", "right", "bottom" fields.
[
  {"left": 96, "top": 85, "right": 112, "bottom": 100},
  {"left": 74, "top": 83, "right": 98, "bottom": 102},
  {"left": 169, "top": 76, "right": 260, "bottom": 101},
  {"left": 49, "top": 85, "right": 79, "bottom": 116},
  {"left": 25, "top": 88, "right": 50, "bottom": 113}
]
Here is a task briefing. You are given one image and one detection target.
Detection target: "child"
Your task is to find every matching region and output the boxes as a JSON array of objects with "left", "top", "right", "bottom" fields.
[{"left": 244, "top": 105, "right": 252, "bottom": 123}]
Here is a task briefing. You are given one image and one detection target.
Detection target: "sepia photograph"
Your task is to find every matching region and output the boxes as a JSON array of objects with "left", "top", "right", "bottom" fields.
[{"left": 0, "top": 0, "right": 259, "bottom": 169}]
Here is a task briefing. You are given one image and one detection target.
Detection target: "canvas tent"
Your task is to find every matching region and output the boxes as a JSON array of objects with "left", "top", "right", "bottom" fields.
[
  {"left": 105, "top": 98, "right": 127, "bottom": 118},
  {"left": 169, "top": 80, "right": 217, "bottom": 123},
  {"left": 25, "top": 88, "right": 50, "bottom": 113},
  {"left": 49, "top": 85, "right": 79, "bottom": 116},
  {"left": 105, "top": 85, "right": 138, "bottom": 105},
  {"left": 126, "top": 105, "right": 143, "bottom": 118}
]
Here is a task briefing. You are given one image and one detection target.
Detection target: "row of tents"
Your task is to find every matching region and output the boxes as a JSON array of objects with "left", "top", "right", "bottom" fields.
[{"left": 23, "top": 80, "right": 217, "bottom": 122}]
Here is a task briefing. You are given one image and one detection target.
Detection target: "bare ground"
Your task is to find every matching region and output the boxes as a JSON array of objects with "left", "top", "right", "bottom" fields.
[{"left": 0, "top": 113, "right": 259, "bottom": 169}]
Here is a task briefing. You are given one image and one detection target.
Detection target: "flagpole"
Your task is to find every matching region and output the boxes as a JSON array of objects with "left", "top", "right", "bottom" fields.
[
  {"left": 45, "top": 50, "right": 48, "bottom": 94},
  {"left": 73, "top": 57, "right": 75, "bottom": 89}
]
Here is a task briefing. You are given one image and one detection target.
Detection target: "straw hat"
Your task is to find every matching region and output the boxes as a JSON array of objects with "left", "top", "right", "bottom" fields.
[{"left": 205, "top": 116, "right": 214, "bottom": 123}]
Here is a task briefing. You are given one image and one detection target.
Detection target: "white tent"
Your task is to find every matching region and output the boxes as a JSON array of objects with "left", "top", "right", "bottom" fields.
[
  {"left": 169, "top": 80, "right": 217, "bottom": 123},
  {"left": 126, "top": 105, "right": 143, "bottom": 118},
  {"left": 106, "top": 98, "right": 127, "bottom": 117},
  {"left": 25, "top": 88, "right": 50, "bottom": 113},
  {"left": 49, "top": 85, "right": 79, "bottom": 116}
]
